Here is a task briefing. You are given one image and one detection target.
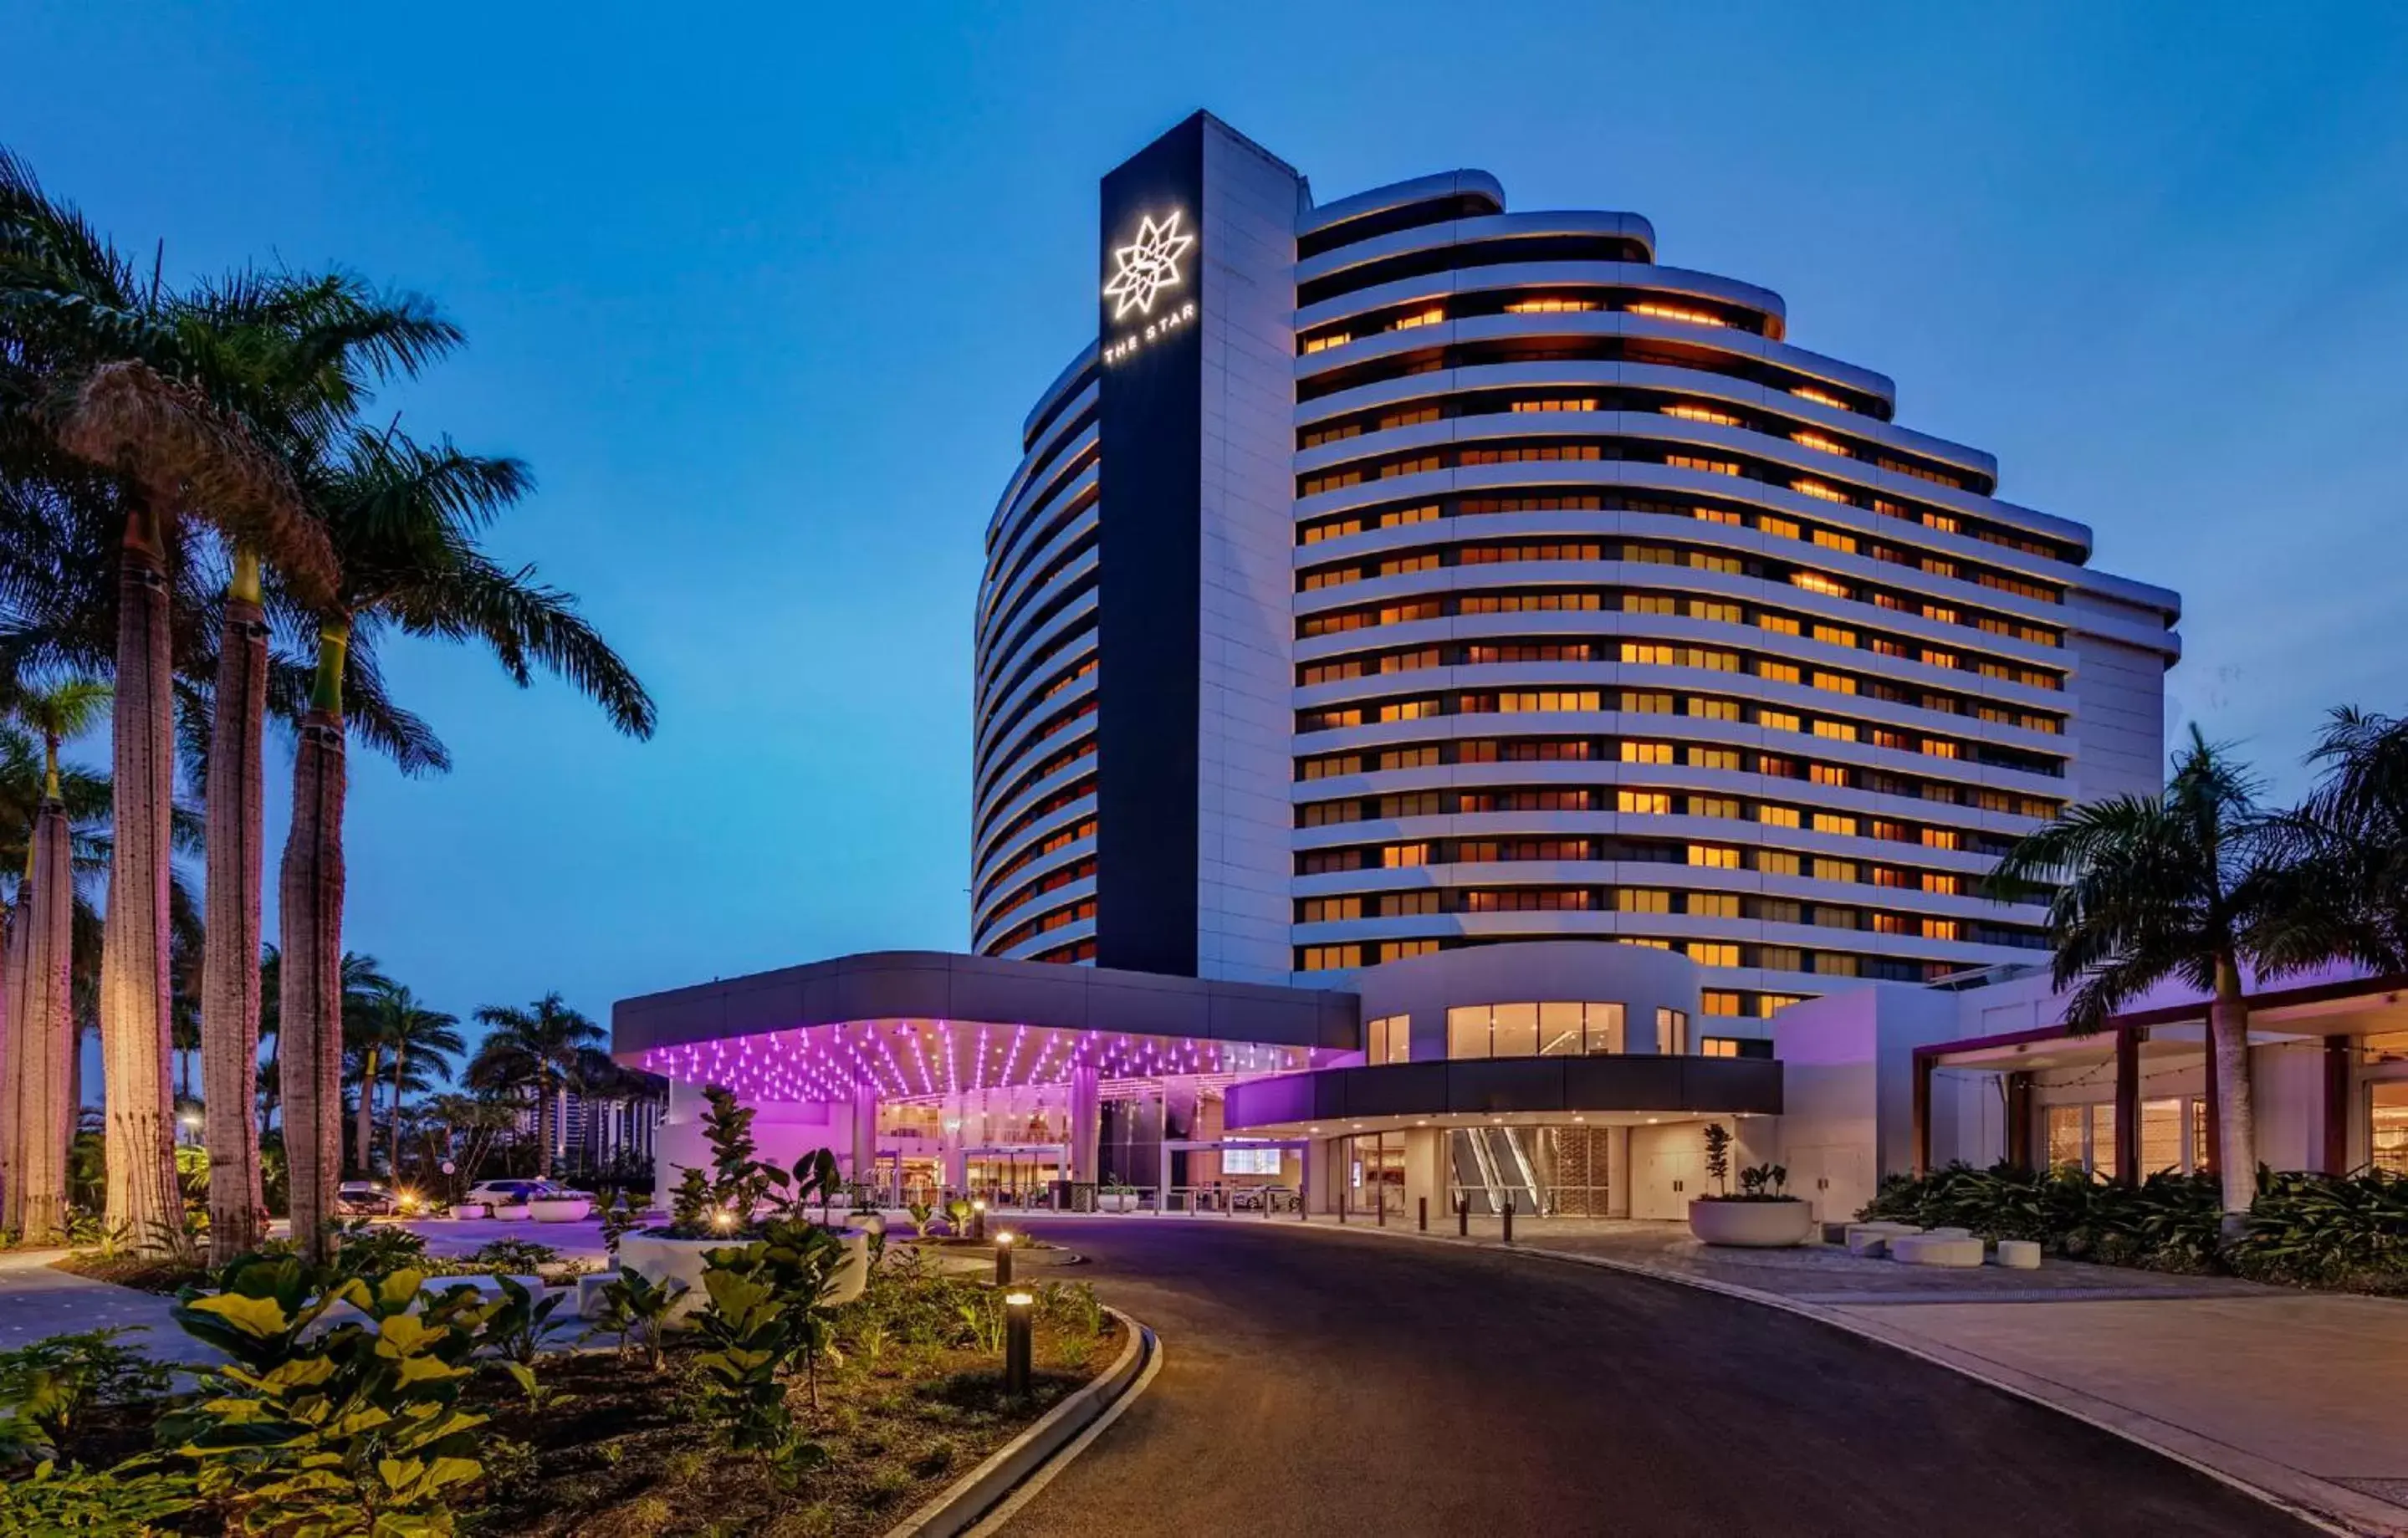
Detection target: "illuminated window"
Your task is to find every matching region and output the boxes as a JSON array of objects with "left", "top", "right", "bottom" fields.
[
  {"left": 1759, "top": 612, "right": 1802, "bottom": 636},
  {"left": 1664, "top": 403, "right": 1740, "bottom": 427},
  {"left": 1792, "top": 432, "right": 1848, "bottom": 456},
  {"left": 1617, "top": 789, "right": 1672, "bottom": 815},
  {"left": 1378, "top": 890, "right": 1439, "bottom": 917},
  {"left": 1692, "top": 796, "right": 1741, "bottom": 820},
  {"left": 1792, "top": 571, "right": 1851, "bottom": 599},
  {"left": 1624, "top": 692, "right": 1675, "bottom": 714},
  {"left": 1761, "top": 516, "right": 1802, "bottom": 540},
  {"left": 1382, "top": 843, "right": 1430, "bottom": 868},
  {"left": 1811, "top": 624, "right": 1858, "bottom": 646},
  {"left": 1688, "top": 845, "right": 1741, "bottom": 869},
  {"left": 1812, "top": 813, "right": 1858, "bottom": 836},
  {"left": 1921, "top": 918, "right": 1961, "bottom": 942},
  {"left": 1388, "top": 307, "right": 1445, "bottom": 331},
  {"left": 1654, "top": 1007, "right": 1691, "bottom": 1054},
  {"left": 1301, "top": 331, "right": 1352, "bottom": 355},
  {"left": 1812, "top": 720, "right": 1858, "bottom": 743},
  {"left": 1694, "top": 507, "right": 1745, "bottom": 527},
  {"left": 1792, "top": 386, "right": 1846, "bottom": 410},
  {"left": 1812, "top": 671, "right": 1858, "bottom": 695},
  {"left": 1624, "top": 593, "right": 1676, "bottom": 615},
  {"left": 1689, "top": 942, "right": 1740, "bottom": 968},
  {"left": 1692, "top": 600, "right": 1744, "bottom": 623},
  {"left": 1628, "top": 303, "right": 1726, "bottom": 328},
  {"left": 1617, "top": 888, "right": 1672, "bottom": 913},
  {"left": 1366, "top": 1014, "right": 1410, "bottom": 1065},
  {"left": 1812, "top": 529, "right": 1858, "bottom": 554},
  {"left": 1622, "top": 741, "right": 1675, "bottom": 764},
  {"left": 1761, "top": 710, "right": 1802, "bottom": 733},
  {"left": 1622, "top": 642, "right": 1676, "bottom": 667},
  {"left": 1793, "top": 481, "right": 1849, "bottom": 504},
  {"left": 1378, "top": 939, "right": 1439, "bottom": 962},
  {"left": 1512, "top": 396, "right": 1600, "bottom": 413},
  {"left": 1690, "top": 697, "right": 1741, "bottom": 721},
  {"left": 1759, "top": 661, "right": 1802, "bottom": 684},
  {"left": 1690, "top": 747, "right": 1742, "bottom": 771},
  {"left": 1299, "top": 945, "right": 1359, "bottom": 971},
  {"left": 1667, "top": 455, "right": 1741, "bottom": 477},
  {"left": 1760, "top": 805, "right": 1802, "bottom": 828},
  {"left": 1921, "top": 872, "right": 1961, "bottom": 895},
  {"left": 1811, "top": 858, "right": 1858, "bottom": 883},
  {"left": 1690, "top": 892, "right": 1741, "bottom": 919},
  {"left": 1505, "top": 296, "right": 1601, "bottom": 314},
  {"left": 1499, "top": 690, "right": 1602, "bottom": 713},
  {"left": 1378, "top": 406, "right": 1440, "bottom": 432},
  {"left": 1298, "top": 896, "right": 1363, "bottom": 923}
]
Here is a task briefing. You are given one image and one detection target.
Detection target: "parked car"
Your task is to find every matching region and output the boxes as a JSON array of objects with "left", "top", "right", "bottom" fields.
[
  {"left": 335, "top": 1181, "right": 399, "bottom": 1216},
  {"left": 463, "top": 1178, "right": 586, "bottom": 1208}
]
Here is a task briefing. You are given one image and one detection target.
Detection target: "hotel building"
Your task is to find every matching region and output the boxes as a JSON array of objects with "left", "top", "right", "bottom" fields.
[{"left": 617, "top": 113, "right": 2408, "bottom": 1223}]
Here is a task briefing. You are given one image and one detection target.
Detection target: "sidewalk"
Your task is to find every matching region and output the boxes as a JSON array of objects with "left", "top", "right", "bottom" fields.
[
  {"left": 1265, "top": 1213, "right": 2408, "bottom": 1537},
  {"left": 0, "top": 1249, "right": 222, "bottom": 1367}
]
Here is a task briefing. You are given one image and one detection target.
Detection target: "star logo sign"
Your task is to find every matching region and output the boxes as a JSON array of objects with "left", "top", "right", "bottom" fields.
[{"left": 1103, "top": 210, "right": 1194, "bottom": 319}]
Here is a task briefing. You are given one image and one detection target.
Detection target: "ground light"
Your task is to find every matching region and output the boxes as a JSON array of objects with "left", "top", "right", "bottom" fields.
[
  {"left": 971, "top": 1198, "right": 988, "bottom": 1241},
  {"left": 1003, "top": 1290, "right": 1034, "bottom": 1396},
  {"left": 994, "top": 1230, "right": 1015, "bottom": 1285}
]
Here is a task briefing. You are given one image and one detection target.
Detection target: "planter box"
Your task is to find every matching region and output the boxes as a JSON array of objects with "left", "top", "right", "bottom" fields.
[
  {"left": 1096, "top": 1193, "right": 1139, "bottom": 1214},
  {"left": 529, "top": 1196, "right": 594, "bottom": 1223},
  {"left": 491, "top": 1203, "right": 531, "bottom": 1221},
  {"left": 1688, "top": 1198, "right": 1816, "bottom": 1248},
  {"left": 447, "top": 1203, "right": 491, "bottom": 1220},
  {"left": 618, "top": 1225, "right": 870, "bottom": 1319}
]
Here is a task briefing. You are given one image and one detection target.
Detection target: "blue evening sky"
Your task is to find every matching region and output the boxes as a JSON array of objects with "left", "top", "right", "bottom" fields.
[{"left": 9, "top": 2, "right": 2406, "bottom": 1060}]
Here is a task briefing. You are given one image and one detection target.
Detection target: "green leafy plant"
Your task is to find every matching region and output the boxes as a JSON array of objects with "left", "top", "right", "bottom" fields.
[
  {"left": 458, "top": 1237, "right": 562, "bottom": 1275},
  {"left": 0, "top": 1327, "right": 175, "bottom": 1453},
  {"left": 669, "top": 1166, "right": 713, "bottom": 1230},
  {"left": 599, "top": 1189, "right": 645, "bottom": 1255},
  {"left": 477, "top": 1275, "right": 569, "bottom": 1370},
  {"left": 903, "top": 1201, "right": 937, "bottom": 1239},
  {"left": 163, "top": 1254, "right": 491, "bottom": 1535},
  {"left": 327, "top": 1218, "right": 431, "bottom": 1278},
  {"left": 688, "top": 1216, "right": 845, "bottom": 1468},
  {"left": 0, "top": 1457, "right": 199, "bottom": 1534},
  {"left": 588, "top": 1268, "right": 686, "bottom": 1372}
]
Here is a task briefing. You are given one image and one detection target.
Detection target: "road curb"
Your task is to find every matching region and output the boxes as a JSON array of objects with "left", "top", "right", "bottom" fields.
[
  {"left": 881, "top": 1305, "right": 1158, "bottom": 1538},
  {"left": 1240, "top": 1216, "right": 2389, "bottom": 1538}
]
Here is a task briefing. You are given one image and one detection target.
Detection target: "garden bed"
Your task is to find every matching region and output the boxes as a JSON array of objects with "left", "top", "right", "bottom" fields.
[{"left": 463, "top": 1308, "right": 1119, "bottom": 1535}]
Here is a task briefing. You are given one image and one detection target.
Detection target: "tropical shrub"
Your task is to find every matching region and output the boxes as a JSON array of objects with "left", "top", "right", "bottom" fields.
[
  {"left": 0, "top": 1457, "right": 199, "bottom": 1535},
  {"left": 688, "top": 1218, "right": 844, "bottom": 1470},
  {"left": 0, "top": 1328, "right": 175, "bottom": 1463},
  {"left": 326, "top": 1219, "right": 431, "bottom": 1277},
  {"left": 163, "top": 1254, "right": 493, "bottom": 1534},
  {"left": 588, "top": 1268, "right": 686, "bottom": 1372},
  {"left": 1862, "top": 1162, "right": 2408, "bottom": 1290}
]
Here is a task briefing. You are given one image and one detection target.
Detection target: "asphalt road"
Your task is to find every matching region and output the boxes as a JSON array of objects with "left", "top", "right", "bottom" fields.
[{"left": 999, "top": 1219, "right": 2313, "bottom": 1538}]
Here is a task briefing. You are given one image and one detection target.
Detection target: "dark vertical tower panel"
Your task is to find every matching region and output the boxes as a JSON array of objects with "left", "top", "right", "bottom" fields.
[{"left": 1095, "top": 115, "right": 1207, "bottom": 975}]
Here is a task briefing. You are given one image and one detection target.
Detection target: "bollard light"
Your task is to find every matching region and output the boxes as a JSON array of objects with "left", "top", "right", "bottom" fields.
[
  {"left": 994, "top": 1230, "right": 1015, "bottom": 1286},
  {"left": 1002, "top": 1289, "right": 1035, "bottom": 1397},
  {"left": 971, "top": 1198, "right": 988, "bottom": 1242},
  {"left": 1503, "top": 1194, "right": 1516, "bottom": 1245}
]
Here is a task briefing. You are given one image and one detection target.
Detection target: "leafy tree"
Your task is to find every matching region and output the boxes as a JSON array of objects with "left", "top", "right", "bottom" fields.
[{"left": 2263, "top": 706, "right": 2408, "bottom": 977}]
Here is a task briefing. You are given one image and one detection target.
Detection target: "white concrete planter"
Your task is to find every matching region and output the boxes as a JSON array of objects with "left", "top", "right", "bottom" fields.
[
  {"left": 618, "top": 1224, "right": 870, "bottom": 1319},
  {"left": 447, "top": 1203, "right": 491, "bottom": 1220},
  {"left": 1688, "top": 1198, "right": 1816, "bottom": 1248},
  {"left": 491, "top": 1202, "right": 531, "bottom": 1221},
  {"left": 1096, "top": 1193, "right": 1139, "bottom": 1214},
  {"left": 529, "top": 1196, "right": 594, "bottom": 1223}
]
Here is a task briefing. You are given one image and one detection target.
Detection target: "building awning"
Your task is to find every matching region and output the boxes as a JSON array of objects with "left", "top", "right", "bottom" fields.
[{"left": 1224, "top": 1055, "right": 1781, "bottom": 1137}]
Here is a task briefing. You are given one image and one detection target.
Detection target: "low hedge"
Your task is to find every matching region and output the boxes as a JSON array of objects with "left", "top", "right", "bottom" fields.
[{"left": 1859, "top": 1162, "right": 2408, "bottom": 1293}]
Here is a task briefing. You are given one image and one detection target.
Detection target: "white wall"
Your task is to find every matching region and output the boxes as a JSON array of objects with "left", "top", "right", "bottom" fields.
[
  {"left": 652, "top": 1078, "right": 865, "bottom": 1209},
  {"left": 1193, "top": 120, "right": 1304, "bottom": 984}
]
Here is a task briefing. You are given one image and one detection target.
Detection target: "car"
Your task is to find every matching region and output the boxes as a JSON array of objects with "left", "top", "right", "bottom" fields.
[
  {"left": 463, "top": 1178, "right": 585, "bottom": 1208},
  {"left": 335, "top": 1181, "right": 399, "bottom": 1216}
]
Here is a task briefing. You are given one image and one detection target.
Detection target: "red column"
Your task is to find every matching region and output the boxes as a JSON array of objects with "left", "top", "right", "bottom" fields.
[
  {"left": 2114, "top": 1024, "right": 2142, "bottom": 1187},
  {"left": 2324, "top": 1035, "right": 2352, "bottom": 1176}
]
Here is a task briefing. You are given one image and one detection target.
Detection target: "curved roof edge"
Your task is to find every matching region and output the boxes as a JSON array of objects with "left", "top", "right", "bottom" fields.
[
  {"left": 1300, "top": 169, "right": 1508, "bottom": 238},
  {"left": 1019, "top": 340, "right": 1099, "bottom": 447},
  {"left": 1224, "top": 1055, "right": 1784, "bottom": 1130}
]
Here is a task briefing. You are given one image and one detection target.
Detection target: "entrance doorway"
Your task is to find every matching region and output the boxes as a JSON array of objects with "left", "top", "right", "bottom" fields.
[{"left": 964, "top": 1144, "right": 1068, "bottom": 1208}]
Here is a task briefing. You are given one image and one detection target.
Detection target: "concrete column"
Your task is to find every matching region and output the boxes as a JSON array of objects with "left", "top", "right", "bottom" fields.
[
  {"left": 851, "top": 1083, "right": 879, "bottom": 1190},
  {"left": 1606, "top": 1127, "right": 1632, "bottom": 1219},
  {"left": 2323, "top": 1035, "right": 2351, "bottom": 1175},
  {"left": 1070, "top": 1065, "right": 1101, "bottom": 1184},
  {"left": 2114, "top": 1024, "right": 2142, "bottom": 1187},
  {"left": 1401, "top": 1128, "right": 1445, "bottom": 1223}
]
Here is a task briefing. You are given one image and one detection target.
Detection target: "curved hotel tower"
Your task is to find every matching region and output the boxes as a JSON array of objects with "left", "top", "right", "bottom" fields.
[
  {"left": 973, "top": 112, "right": 2180, "bottom": 1031},
  {"left": 624, "top": 113, "right": 2376, "bottom": 1239}
]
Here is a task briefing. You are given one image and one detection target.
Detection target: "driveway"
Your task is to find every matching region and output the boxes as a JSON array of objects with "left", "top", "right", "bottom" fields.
[{"left": 1001, "top": 1219, "right": 2311, "bottom": 1538}]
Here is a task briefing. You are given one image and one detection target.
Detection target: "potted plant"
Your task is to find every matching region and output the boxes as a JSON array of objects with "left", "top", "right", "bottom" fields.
[
  {"left": 1687, "top": 1127, "right": 1813, "bottom": 1247},
  {"left": 615, "top": 1087, "right": 870, "bottom": 1316},
  {"left": 1096, "top": 1180, "right": 1138, "bottom": 1214}
]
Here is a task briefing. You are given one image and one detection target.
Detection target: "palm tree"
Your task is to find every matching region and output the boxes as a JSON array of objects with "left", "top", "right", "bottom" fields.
[
  {"left": 468, "top": 994, "right": 608, "bottom": 1180},
  {"left": 2263, "top": 708, "right": 2408, "bottom": 978},
  {"left": 344, "top": 981, "right": 462, "bottom": 1179},
  {"left": 277, "top": 432, "right": 652, "bottom": 1257},
  {"left": 0, "top": 677, "right": 109, "bottom": 1237},
  {"left": 419, "top": 1091, "right": 518, "bottom": 1203},
  {"left": 3, "top": 151, "right": 340, "bottom": 1248},
  {"left": 189, "top": 273, "right": 458, "bottom": 1261},
  {"left": 1988, "top": 728, "right": 2284, "bottom": 1229}
]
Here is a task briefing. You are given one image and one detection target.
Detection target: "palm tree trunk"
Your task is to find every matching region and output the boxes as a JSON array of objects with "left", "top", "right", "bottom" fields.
[
  {"left": 16, "top": 804, "right": 76, "bottom": 1240},
  {"left": 202, "top": 561, "right": 269, "bottom": 1263},
  {"left": 537, "top": 1066, "right": 554, "bottom": 1181},
  {"left": 354, "top": 1046, "right": 379, "bottom": 1178},
  {"left": 1, "top": 882, "right": 24, "bottom": 1234},
  {"left": 100, "top": 516, "right": 182, "bottom": 1251},
  {"left": 279, "top": 623, "right": 351, "bottom": 1264},
  {"left": 387, "top": 1042, "right": 407, "bottom": 1180},
  {"left": 2209, "top": 952, "right": 2257, "bottom": 1233}
]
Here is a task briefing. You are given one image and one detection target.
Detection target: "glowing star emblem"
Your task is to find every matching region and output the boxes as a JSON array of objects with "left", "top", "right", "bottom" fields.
[{"left": 1103, "top": 210, "right": 1194, "bottom": 319}]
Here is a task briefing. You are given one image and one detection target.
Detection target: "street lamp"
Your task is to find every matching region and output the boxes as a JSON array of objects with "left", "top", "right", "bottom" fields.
[{"left": 1002, "top": 1290, "right": 1034, "bottom": 1397}]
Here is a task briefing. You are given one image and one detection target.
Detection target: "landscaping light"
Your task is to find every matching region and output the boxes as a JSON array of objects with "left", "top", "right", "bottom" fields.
[
  {"left": 1003, "top": 1290, "right": 1035, "bottom": 1397},
  {"left": 711, "top": 1207, "right": 737, "bottom": 1232},
  {"left": 994, "top": 1230, "right": 1015, "bottom": 1285},
  {"left": 178, "top": 1109, "right": 202, "bottom": 1129}
]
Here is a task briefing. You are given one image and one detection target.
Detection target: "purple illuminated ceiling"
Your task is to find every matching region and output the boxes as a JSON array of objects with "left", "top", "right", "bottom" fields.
[{"left": 632, "top": 1019, "right": 1327, "bottom": 1104}]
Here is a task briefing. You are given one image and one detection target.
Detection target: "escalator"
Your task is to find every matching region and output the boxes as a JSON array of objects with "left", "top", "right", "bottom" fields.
[{"left": 1448, "top": 1127, "right": 1541, "bottom": 1215}]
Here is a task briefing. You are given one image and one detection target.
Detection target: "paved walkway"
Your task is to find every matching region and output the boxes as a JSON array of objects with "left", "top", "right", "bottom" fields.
[
  {"left": 1158, "top": 1212, "right": 2406, "bottom": 1535},
  {"left": 0, "top": 1249, "right": 222, "bottom": 1367}
]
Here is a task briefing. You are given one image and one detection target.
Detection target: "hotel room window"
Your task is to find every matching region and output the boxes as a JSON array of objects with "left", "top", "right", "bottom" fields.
[{"left": 1655, "top": 1008, "right": 1690, "bottom": 1054}]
